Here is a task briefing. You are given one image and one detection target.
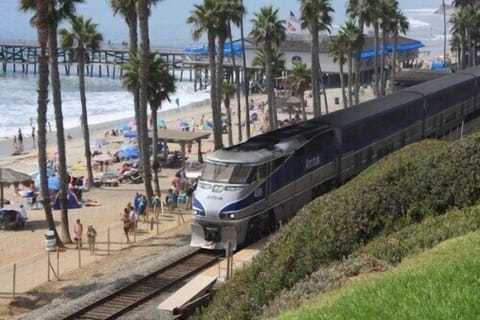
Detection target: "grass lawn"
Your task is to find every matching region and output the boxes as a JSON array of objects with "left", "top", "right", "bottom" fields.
[{"left": 276, "top": 231, "right": 480, "bottom": 320}]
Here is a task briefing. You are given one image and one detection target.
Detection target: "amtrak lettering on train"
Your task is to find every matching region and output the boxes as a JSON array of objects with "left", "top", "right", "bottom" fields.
[{"left": 191, "top": 66, "right": 480, "bottom": 250}]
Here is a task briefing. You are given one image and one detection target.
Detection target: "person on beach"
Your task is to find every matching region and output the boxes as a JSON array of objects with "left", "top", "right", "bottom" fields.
[
  {"left": 31, "top": 126, "right": 36, "bottom": 148},
  {"left": 13, "top": 135, "right": 17, "bottom": 150},
  {"left": 73, "top": 219, "right": 83, "bottom": 249},
  {"left": 121, "top": 208, "right": 130, "bottom": 243},
  {"left": 18, "top": 128, "right": 23, "bottom": 151},
  {"left": 87, "top": 225, "right": 97, "bottom": 255},
  {"left": 47, "top": 121, "right": 52, "bottom": 132},
  {"left": 175, "top": 97, "right": 180, "bottom": 108}
]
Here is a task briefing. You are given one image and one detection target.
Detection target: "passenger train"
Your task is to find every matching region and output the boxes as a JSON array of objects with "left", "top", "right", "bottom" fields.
[{"left": 191, "top": 65, "right": 480, "bottom": 250}]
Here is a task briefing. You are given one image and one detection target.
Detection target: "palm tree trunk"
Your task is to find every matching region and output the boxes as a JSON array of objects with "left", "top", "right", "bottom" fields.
[
  {"left": 228, "top": 24, "right": 243, "bottom": 143},
  {"left": 354, "top": 16, "right": 364, "bottom": 105},
  {"left": 138, "top": 0, "right": 154, "bottom": 205},
  {"left": 373, "top": 23, "right": 380, "bottom": 97},
  {"left": 239, "top": 1, "right": 250, "bottom": 139},
  {"left": 442, "top": 0, "right": 447, "bottom": 67},
  {"left": 151, "top": 106, "right": 161, "bottom": 196},
  {"left": 311, "top": 26, "right": 321, "bottom": 117},
  {"left": 78, "top": 52, "right": 94, "bottom": 192},
  {"left": 265, "top": 44, "right": 277, "bottom": 130},
  {"left": 226, "top": 101, "right": 233, "bottom": 146},
  {"left": 207, "top": 31, "right": 220, "bottom": 149},
  {"left": 348, "top": 54, "right": 353, "bottom": 107},
  {"left": 391, "top": 33, "right": 399, "bottom": 93},
  {"left": 339, "top": 64, "right": 347, "bottom": 108},
  {"left": 215, "top": 36, "right": 226, "bottom": 148},
  {"left": 48, "top": 18, "right": 70, "bottom": 245},
  {"left": 36, "top": 0, "right": 57, "bottom": 242}
]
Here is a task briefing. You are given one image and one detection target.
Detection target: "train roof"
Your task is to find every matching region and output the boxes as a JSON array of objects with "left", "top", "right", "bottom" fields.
[
  {"left": 456, "top": 65, "right": 480, "bottom": 77},
  {"left": 405, "top": 72, "right": 474, "bottom": 96},
  {"left": 207, "top": 120, "right": 331, "bottom": 164},
  {"left": 320, "top": 91, "right": 421, "bottom": 128}
]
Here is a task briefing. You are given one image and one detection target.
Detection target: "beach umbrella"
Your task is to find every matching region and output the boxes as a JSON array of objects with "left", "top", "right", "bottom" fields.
[
  {"left": 0, "top": 168, "right": 31, "bottom": 207},
  {"left": 116, "top": 123, "right": 131, "bottom": 132},
  {"left": 123, "top": 130, "right": 137, "bottom": 138},
  {"left": 179, "top": 121, "right": 190, "bottom": 131},
  {"left": 118, "top": 144, "right": 139, "bottom": 159}
]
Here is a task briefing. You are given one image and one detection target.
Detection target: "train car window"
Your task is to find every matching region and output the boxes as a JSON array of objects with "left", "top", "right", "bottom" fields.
[
  {"left": 201, "top": 163, "right": 234, "bottom": 183},
  {"left": 257, "top": 165, "right": 267, "bottom": 180},
  {"left": 230, "top": 166, "right": 252, "bottom": 184}
]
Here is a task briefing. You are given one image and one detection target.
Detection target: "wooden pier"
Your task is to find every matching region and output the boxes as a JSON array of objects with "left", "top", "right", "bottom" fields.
[{"left": 0, "top": 40, "right": 210, "bottom": 84}]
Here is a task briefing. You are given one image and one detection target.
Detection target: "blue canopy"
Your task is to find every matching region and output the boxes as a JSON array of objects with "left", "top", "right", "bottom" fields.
[
  {"left": 118, "top": 144, "right": 139, "bottom": 159},
  {"left": 53, "top": 190, "right": 81, "bottom": 210},
  {"left": 123, "top": 130, "right": 137, "bottom": 138},
  {"left": 117, "top": 123, "right": 131, "bottom": 131},
  {"left": 184, "top": 40, "right": 243, "bottom": 56}
]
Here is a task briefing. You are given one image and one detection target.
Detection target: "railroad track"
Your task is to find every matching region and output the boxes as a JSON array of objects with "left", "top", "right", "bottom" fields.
[{"left": 62, "top": 249, "right": 220, "bottom": 320}]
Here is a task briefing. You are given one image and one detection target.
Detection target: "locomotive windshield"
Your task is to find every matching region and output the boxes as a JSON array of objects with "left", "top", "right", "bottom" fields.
[{"left": 201, "top": 163, "right": 252, "bottom": 184}]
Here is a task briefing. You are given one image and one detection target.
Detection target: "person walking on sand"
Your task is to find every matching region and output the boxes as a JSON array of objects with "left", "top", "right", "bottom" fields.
[
  {"left": 121, "top": 208, "right": 131, "bottom": 243},
  {"left": 31, "top": 126, "right": 36, "bottom": 148},
  {"left": 87, "top": 225, "right": 97, "bottom": 255},
  {"left": 18, "top": 128, "right": 23, "bottom": 152},
  {"left": 73, "top": 219, "right": 83, "bottom": 249}
]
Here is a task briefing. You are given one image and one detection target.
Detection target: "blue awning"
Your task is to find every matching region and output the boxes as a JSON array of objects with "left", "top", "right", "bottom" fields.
[
  {"left": 358, "top": 41, "right": 424, "bottom": 59},
  {"left": 184, "top": 40, "right": 243, "bottom": 56}
]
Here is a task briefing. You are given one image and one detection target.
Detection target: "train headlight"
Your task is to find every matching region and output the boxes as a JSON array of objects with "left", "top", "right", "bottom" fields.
[
  {"left": 228, "top": 213, "right": 236, "bottom": 219},
  {"left": 195, "top": 210, "right": 205, "bottom": 216},
  {"left": 225, "top": 186, "right": 243, "bottom": 191}
]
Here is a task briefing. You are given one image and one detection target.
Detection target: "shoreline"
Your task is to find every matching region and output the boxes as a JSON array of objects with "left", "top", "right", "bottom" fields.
[{"left": 0, "top": 98, "right": 211, "bottom": 159}]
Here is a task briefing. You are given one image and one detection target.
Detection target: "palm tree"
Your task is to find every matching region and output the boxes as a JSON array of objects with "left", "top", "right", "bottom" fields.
[
  {"left": 138, "top": 0, "right": 155, "bottom": 204},
  {"left": 123, "top": 53, "right": 176, "bottom": 196},
  {"left": 215, "top": 0, "right": 244, "bottom": 148},
  {"left": 187, "top": 0, "right": 222, "bottom": 149},
  {"left": 60, "top": 16, "right": 103, "bottom": 192},
  {"left": 340, "top": 21, "right": 363, "bottom": 107},
  {"left": 239, "top": 0, "right": 250, "bottom": 140},
  {"left": 299, "top": 0, "right": 334, "bottom": 116},
  {"left": 250, "top": 6, "right": 286, "bottom": 131},
  {"left": 347, "top": 0, "right": 372, "bottom": 104},
  {"left": 35, "top": 0, "right": 59, "bottom": 243},
  {"left": 288, "top": 62, "right": 311, "bottom": 120},
  {"left": 222, "top": 81, "right": 236, "bottom": 146},
  {"left": 328, "top": 35, "right": 348, "bottom": 108},
  {"left": 251, "top": 47, "right": 286, "bottom": 78},
  {"left": 389, "top": 6, "right": 409, "bottom": 93},
  {"left": 110, "top": 0, "right": 141, "bottom": 158},
  {"left": 20, "top": 0, "right": 83, "bottom": 245}
]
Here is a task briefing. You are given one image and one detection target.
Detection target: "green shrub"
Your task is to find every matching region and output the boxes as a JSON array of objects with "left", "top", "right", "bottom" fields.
[{"left": 195, "top": 134, "right": 480, "bottom": 320}]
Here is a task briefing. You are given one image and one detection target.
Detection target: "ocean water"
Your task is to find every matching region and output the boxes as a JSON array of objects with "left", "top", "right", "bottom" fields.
[{"left": 0, "top": 0, "right": 452, "bottom": 139}]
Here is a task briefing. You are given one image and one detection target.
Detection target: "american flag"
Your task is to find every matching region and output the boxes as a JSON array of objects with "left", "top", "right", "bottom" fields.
[{"left": 287, "top": 21, "right": 296, "bottom": 33}]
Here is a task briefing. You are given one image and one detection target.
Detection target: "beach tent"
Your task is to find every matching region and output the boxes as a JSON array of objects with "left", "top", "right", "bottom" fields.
[
  {"left": 53, "top": 190, "right": 81, "bottom": 210},
  {"left": 118, "top": 144, "right": 139, "bottom": 159}
]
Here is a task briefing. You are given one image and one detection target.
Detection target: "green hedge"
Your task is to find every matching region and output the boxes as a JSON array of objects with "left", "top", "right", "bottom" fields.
[{"left": 195, "top": 134, "right": 480, "bottom": 320}]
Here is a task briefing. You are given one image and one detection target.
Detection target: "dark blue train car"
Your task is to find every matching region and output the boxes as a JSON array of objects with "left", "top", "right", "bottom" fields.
[
  {"left": 406, "top": 73, "right": 476, "bottom": 138},
  {"left": 321, "top": 91, "right": 424, "bottom": 182}
]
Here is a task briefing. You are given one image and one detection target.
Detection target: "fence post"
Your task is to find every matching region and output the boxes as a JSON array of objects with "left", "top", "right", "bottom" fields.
[
  {"left": 12, "top": 263, "right": 16, "bottom": 299},
  {"left": 107, "top": 227, "right": 110, "bottom": 256},
  {"left": 78, "top": 240, "right": 81, "bottom": 268},
  {"left": 47, "top": 251, "right": 51, "bottom": 281},
  {"left": 56, "top": 247, "right": 60, "bottom": 278},
  {"left": 156, "top": 217, "right": 159, "bottom": 235}
]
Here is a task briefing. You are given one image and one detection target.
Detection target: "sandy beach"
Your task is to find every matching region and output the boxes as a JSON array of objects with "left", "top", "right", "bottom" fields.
[{"left": 0, "top": 86, "right": 375, "bottom": 315}]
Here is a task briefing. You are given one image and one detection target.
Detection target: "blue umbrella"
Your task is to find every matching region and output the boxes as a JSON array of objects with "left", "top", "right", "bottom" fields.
[
  {"left": 179, "top": 121, "right": 190, "bottom": 131},
  {"left": 123, "top": 130, "right": 137, "bottom": 138},
  {"left": 118, "top": 144, "right": 139, "bottom": 159},
  {"left": 117, "top": 123, "right": 131, "bottom": 132}
]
